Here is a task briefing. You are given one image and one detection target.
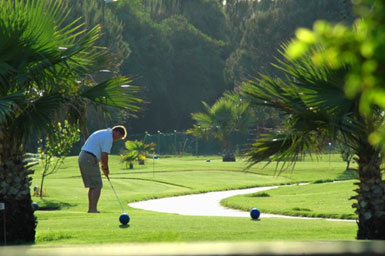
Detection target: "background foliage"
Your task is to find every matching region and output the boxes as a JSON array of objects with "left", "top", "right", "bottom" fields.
[{"left": 58, "top": 0, "right": 352, "bottom": 139}]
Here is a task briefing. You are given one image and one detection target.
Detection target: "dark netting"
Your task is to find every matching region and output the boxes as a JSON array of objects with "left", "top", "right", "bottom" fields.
[{"left": 111, "top": 130, "right": 258, "bottom": 156}]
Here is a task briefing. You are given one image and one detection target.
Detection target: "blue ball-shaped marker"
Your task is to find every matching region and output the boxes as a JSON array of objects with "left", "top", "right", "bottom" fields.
[
  {"left": 250, "top": 208, "right": 260, "bottom": 220},
  {"left": 32, "top": 202, "right": 39, "bottom": 211},
  {"left": 119, "top": 213, "right": 130, "bottom": 225}
]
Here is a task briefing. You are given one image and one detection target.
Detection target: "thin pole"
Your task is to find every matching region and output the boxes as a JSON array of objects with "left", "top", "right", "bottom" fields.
[
  {"left": 329, "top": 142, "right": 332, "bottom": 168},
  {"left": 2, "top": 206, "right": 6, "bottom": 245},
  {"left": 153, "top": 151, "right": 155, "bottom": 177}
]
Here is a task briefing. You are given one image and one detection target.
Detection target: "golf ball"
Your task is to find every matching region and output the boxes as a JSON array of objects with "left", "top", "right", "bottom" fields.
[{"left": 119, "top": 213, "right": 130, "bottom": 225}]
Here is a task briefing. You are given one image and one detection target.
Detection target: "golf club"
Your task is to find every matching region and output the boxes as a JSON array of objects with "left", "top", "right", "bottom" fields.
[
  {"left": 107, "top": 176, "right": 130, "bottom": 225},
  {"left": 107, "top": 176, "right": 125, "bottom": 213}
]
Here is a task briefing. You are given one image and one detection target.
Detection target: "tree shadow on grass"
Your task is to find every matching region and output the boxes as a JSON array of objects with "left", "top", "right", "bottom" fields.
[
  {"left": 38, "top": 199, "right": 76, "bottom": 211},
  {"left": 337, "top": 168, "right": 357, "bottom": 180}
]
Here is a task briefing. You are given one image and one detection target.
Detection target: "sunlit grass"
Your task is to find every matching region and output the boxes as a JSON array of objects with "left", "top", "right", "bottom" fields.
[
  {"left": 222, "top": 181, "right": 356, "bottom": 219},
  {"left": 30, "top": 154, "right": 357, "bottom": 244}
]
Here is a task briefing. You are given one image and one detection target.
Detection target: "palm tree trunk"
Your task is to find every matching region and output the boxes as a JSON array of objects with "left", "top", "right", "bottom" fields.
[
  {"left": 222, "top": 136, "right": 235, "bottom": 162},
  {"left": 0, "top": 133, "right": 37, "bottom": 244},
  {"left": 352, "top": 153, "right": 385, "bottom": 240}
]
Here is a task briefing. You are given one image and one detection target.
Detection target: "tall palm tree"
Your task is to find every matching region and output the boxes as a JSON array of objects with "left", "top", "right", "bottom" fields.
[
  {"left": 241, "top": 47, "right": 385, "bottom": 240},
  {"left": 188, "top": 91, "right": 254, "bottom": 161},
  {"left": 0, "top": 0, "right": 141, "bottom": 244}
]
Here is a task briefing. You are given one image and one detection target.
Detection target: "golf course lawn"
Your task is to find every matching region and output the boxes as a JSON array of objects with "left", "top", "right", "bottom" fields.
[
  {"left": 30, "top": 155, "right": 357, "bottom": 244},
  {"left": 221, "top": 181, "right": 356, "bottom": 219}
]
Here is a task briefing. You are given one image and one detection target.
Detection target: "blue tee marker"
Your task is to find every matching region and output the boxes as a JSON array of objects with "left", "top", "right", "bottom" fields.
[
  {"left": 32, "top": 202, "right": 39, "bottom": 211},
  {"left": 119, "top": 213, "right": 130, "bottom": 225},
  {"left": 250, "top": 208, "right": 260, "bottom": 220}
]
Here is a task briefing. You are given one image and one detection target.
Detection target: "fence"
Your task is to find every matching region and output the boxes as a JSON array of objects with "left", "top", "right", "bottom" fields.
[
  {"left": 111, "top": 130, "right": 257, "bottom": 156},
  {"left": 28, "top": 126, "right": 343, "bottom": 157},
  {"left": 111, "top": 130, "right": 343, "bottom": 156}
]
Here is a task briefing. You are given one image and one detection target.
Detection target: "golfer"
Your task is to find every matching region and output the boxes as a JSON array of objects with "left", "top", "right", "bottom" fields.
[{"left": 78, "top": 126, "right": 127, "bottom": 213}]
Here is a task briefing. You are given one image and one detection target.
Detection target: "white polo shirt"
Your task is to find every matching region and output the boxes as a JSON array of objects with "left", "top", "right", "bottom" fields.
[{"left": 81, "top": 128, "right": 113, "bottom": 161}]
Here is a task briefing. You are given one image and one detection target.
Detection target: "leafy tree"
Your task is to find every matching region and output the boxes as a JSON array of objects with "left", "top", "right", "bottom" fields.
[
  {"left": 339, "top": 143, "right": 356, "bottom": 171},
  {"left": 120, "top": 140, "right": 155, "bottom": 169},
  {"left": 143, "top": 0, "right": 228, "bottom": 41},
  {"left": 65, "top": 0, "right": 131, "bottom": 72},
  {"left": 115, "top": 2, "right": 229, "bottom": 132},
  {"left": 224, "top": 0, "right": 352, "bottom": 85},
  {"left": 241, "top": 45, "right": 385, "bottom": 239},
  {"left": 61, "top": 0, "right": 133, "bottom": 139},
  {"left": 176, "top": 0, "right": 227, "bottom": 41},
  {"left": 161, "top": 15, "right": 228, "bottom": 130},
  {"left": 38, "top": 121, "right": 80, "bottom": 198},
  {"left": 224, "top": 0, "right": 273, "bottom": 50},
  {"left": 188, "top": 91, "right": 254, "bottom": 161},
  {"left": 114, "top": 0, "right": 175, "bottom": 132},
  {"left": 0, "top": 0, "right": 141, "bottom": 244},
  {"left": 286, "top": 0, "right": 385, "bottom": 155},
  {"left": 283, "top": 0, "right": 385, "bottom": 239}
]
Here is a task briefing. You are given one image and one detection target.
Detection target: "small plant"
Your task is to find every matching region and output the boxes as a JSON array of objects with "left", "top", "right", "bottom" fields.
[
  {"left": 312, "top": 179, "right": 334, "bottom": 184},
  {"left": 120, "top": 140, "right": 155, "bottom": 169},
  {"left": 38, "top": 120, "right": 80, "bottom": 198},
  {"left": 292, "top": 207, "right": 312, "bottom": 212},
  {"left": 250, "top": 192, "right": 271, "bottom": 197}
]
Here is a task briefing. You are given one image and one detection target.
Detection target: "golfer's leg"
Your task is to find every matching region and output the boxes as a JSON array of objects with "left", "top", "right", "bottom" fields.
[{"left": 88, "top": 187, "right": 101, "bottom": 213}]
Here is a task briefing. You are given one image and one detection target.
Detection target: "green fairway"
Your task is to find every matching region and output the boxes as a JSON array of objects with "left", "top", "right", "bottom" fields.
[
  {"left": 221, "top": 181, "right": 357, "bottom": 219},
  {"left": 30, "top": 155, "right": 357, "bottom": 244},
  {"left": 35, "top": 212, "right": 355, "bottom": 244}
]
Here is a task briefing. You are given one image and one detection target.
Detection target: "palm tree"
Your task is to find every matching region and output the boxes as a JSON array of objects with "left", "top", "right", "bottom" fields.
[
  {"left": 0, "top": 0, "right": 142, "bottom": 244},
  {"left": 120, "top": 140, "right": 155, "bottom": 169},
  {"left": 188, "top": 91, "right": 254, "bottom": 161},
  {"left": 241, "top": 46, "right": 385, "bottom": 240}
]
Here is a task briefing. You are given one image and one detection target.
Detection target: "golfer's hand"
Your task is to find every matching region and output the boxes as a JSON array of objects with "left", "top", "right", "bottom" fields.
[{"left": 102, "top": 166, "right": 109, "bottom": 178}]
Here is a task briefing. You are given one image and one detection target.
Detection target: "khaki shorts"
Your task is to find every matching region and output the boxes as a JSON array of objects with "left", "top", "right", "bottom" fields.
[{"left": 78, "top": 151, "right": 102, "bottom": 188}]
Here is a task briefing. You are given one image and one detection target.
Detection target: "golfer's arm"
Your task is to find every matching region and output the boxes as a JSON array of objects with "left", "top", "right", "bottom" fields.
[{"left": 100, "top": 152, "right": 109, "bottom": 177}]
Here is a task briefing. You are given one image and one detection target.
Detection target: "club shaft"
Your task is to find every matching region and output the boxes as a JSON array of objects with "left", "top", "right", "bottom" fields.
[{"left": 107, "top": 177, "right": 125, "bottom": 212}]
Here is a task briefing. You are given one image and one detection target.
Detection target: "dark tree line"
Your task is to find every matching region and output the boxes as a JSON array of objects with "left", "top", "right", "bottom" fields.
[{"left": 64, "top": 0, "right": 352, "bottom": 134}]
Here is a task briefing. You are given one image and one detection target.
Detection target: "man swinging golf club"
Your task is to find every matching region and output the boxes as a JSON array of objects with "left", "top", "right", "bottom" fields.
[{"left": 78, "top": 126, "right": 127, "bottom": 213}]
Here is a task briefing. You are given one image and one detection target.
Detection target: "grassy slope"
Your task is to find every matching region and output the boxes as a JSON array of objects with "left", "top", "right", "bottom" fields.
[
  {"left": 30, "top": 155, "right": 356, "bottom": 244},
  {"left": 221, "top": 181, "right": 356, "bottom": 219}
]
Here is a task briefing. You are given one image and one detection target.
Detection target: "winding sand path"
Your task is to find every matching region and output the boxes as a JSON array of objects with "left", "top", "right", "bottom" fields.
[{"left": 129, "top": 185, "right": 354, "bottom": 222}]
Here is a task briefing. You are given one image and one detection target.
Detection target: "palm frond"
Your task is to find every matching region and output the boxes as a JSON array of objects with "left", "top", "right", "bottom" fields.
[
  {"left": 241, "top": 43, "right": 360, "bottom": 169},
  {"left": 79, "top": 76, "right": 142, "bottom": 111},
  {"left": 191, "top": 112, "right": 212, "bottom": 126},
  {"left": 0, "top": 0, "right": 142, "bottom": 147},
  {"left": 245, "top": 130, "right": 320, "bottom": 169},
  {"left": 0, "top": 93, "right": 24, "bottom": 122},
  {"left": 14, "top": 93, "right": 67, "bottom": 141},
  {"left": 0, "top": 0, "right": 109, "bottom": 91}
]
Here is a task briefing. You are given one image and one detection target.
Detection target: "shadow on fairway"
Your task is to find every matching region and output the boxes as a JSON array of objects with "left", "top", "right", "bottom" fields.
[
  {"left": 38, "top": 199, "right": 76, "bottom": 211},
  {"left": 119, "top": 224, "right": 130, "bottom": 229},
  {"left": 337, "top": 169, "right": 357, "bottom": 180}
]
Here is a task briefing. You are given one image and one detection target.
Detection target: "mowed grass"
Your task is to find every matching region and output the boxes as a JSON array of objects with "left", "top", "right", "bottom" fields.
[
  {"left": 222, "top": 181, "right": 357, "bottom": 219},
  {"left": 30, "top": 155, "right": 357, "bottom": 244}
]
